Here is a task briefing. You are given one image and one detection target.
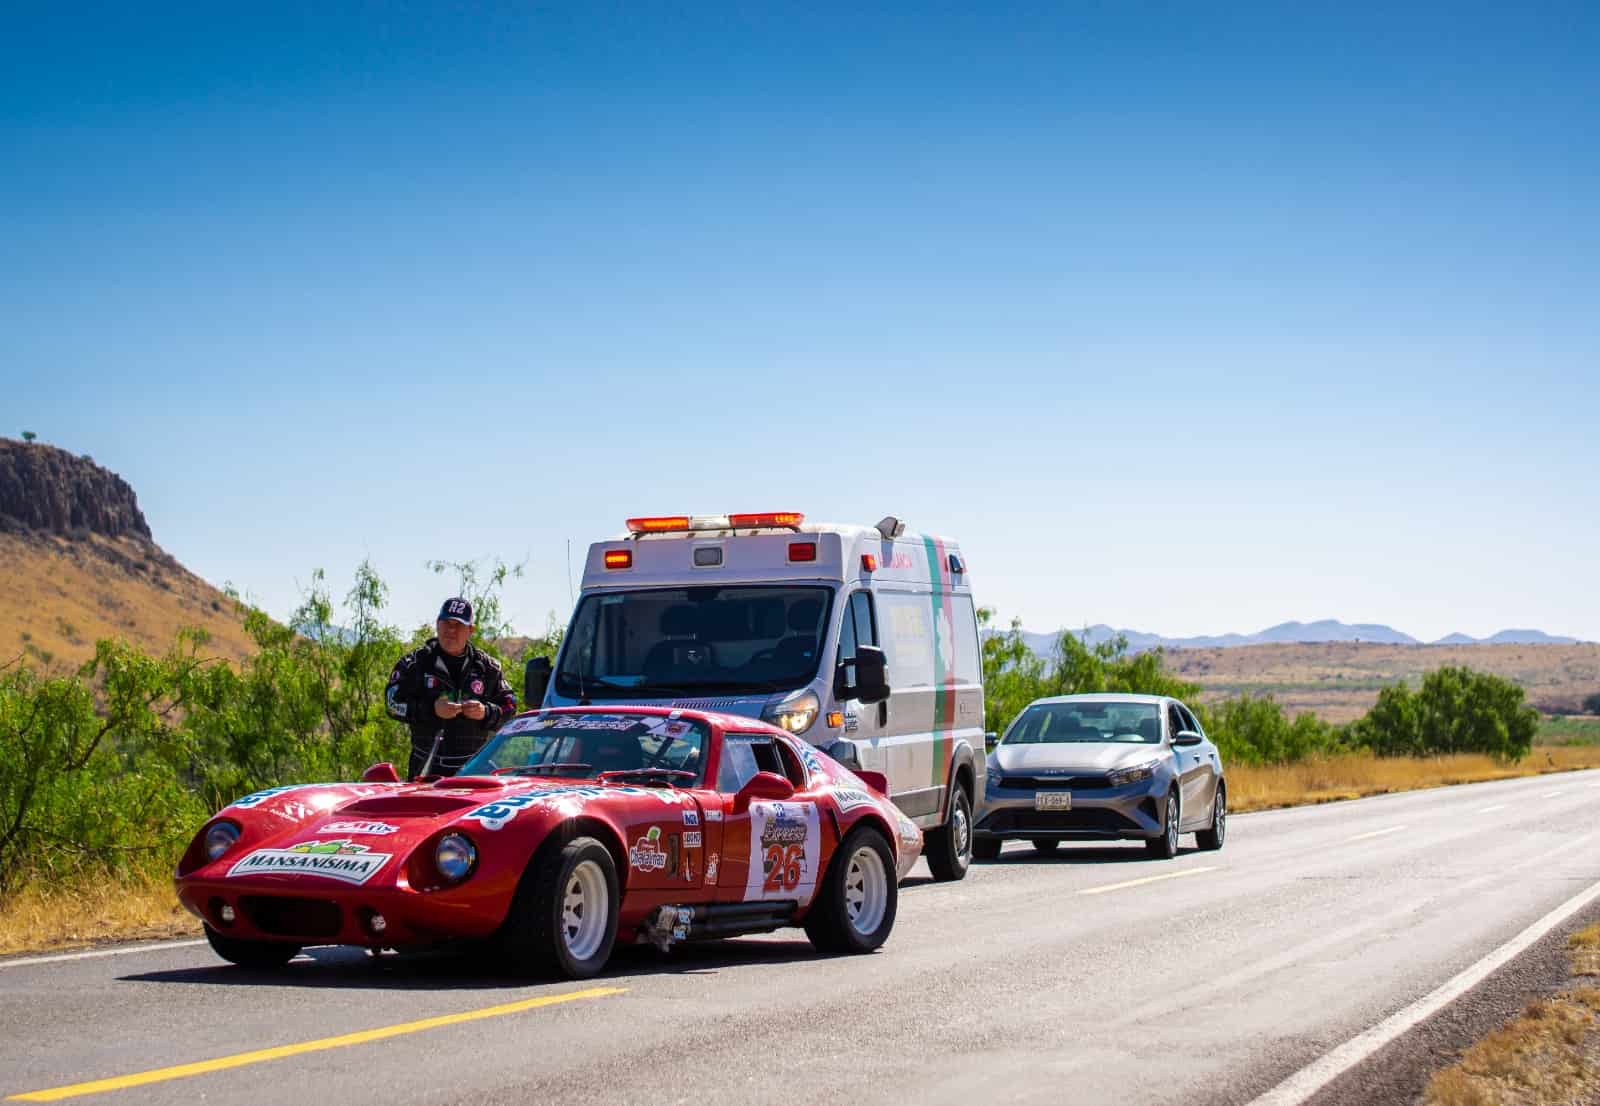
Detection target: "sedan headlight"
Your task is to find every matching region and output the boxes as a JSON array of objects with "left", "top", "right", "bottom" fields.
[
  {"left": 985, "top": 763, "right": 1005, "bottom": 793},
  {"left": 763, "top": 689, "right": 820, "bottom": 735},
  {"left": 435, "top": 833, "right": 477, "bottom": 883},
  {"left": 203, "top": 821, "right": 241, "bottom": 861},
  {"left": 1108, "top": 760, "right": 1161, "bottom": 788}
]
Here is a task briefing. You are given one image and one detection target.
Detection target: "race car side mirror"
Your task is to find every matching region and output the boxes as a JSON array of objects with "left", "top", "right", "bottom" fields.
[
  {"left": 733, "top": 771, "right": 795, "bottom": 812},
  {"left": 856, "top": 770, "right": 890, "bottom": 796},
  {"left": 524, "top": 655, "right": 553, "bottom": 707},
  {"left": 361, "top": 762, "right": 401, "bottom": 783}
]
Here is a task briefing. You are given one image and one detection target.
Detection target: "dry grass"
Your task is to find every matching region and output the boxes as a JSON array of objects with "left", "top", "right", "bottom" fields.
[
  {"left": 0, "top": 871, "right": 200, "bottom": 956},
  {"left": 0, "top": 530, "right": 254, "bottom": 672},
  {"left": 1166, "top": 641, "right": 1600, "bottom": 722},
  {"left": 1227, "top": 746, "right": 1600, "bottom": 813},
  {"left": 1423, "top": 934, "right": 1600, "bottom": 1105}
]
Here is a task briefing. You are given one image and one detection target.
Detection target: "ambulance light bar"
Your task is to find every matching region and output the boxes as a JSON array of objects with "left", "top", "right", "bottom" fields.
[{"left": 625, "top": 512, "right": 806, "bottom": 535}]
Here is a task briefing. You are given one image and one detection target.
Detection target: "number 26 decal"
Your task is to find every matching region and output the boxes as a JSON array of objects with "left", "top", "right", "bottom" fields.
[{"left": 763, "top": 843, "right": 804, "bottom": 892}]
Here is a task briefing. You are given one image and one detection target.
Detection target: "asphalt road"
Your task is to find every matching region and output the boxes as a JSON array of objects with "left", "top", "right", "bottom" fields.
[{"left": 4, "top": 769, "right": 1598, "bottom": 1106}]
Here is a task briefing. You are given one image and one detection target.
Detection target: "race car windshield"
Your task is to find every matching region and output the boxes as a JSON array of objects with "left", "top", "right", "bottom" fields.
[
  {"left": 553, "top": 585, "right": 834, "bottom": 699},
  {"left": 1003, "top": 702, "right": 1163, "bottom": 745},
  {"left": 460, "top": 712, "right": 710, "bottom": 782}
]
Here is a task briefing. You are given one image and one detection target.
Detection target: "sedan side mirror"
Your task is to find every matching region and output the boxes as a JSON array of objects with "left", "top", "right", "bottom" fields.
[
  {"left": 1172, "top": 730, "right": 1204, "bottom": 747},
  {"left": 523, "top": 655, "right": 553, "bottom": 707},
  {"left": 734, "top": 770, "right": 796, "bottom": 812}
]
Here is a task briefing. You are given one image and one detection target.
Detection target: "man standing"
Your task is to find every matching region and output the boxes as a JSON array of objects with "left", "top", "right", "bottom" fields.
[{"left": 385, "top": 598, "right": 518, "bottom": 778}]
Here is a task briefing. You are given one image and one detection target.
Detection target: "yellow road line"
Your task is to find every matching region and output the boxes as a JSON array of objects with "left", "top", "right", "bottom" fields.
[
  {"left": 7, "top": 986, "right": 626, "bottom": 1102},
  {"left": 1079, "top": 866, "right": 1218, "bottom": 896},
  {"left": 1344, "top": 825, "right": 1406, "bottom": 843}
]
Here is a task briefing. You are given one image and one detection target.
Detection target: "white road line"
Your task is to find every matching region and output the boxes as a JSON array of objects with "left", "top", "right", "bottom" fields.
[
  {"left": 0, "top": 938, "right": 207, "bottom": 970},
  {"left": 1079, "top": 867, "right": 1217, "bottom": 896},
  {"left": 1246, "top": 875, "right": 1600, "bottom": 1106},
  {"left": 1542, "top": 790, "right": 1564, "bottom": 797},
  {"left": 1343, "top": 825, "right": 1407, "bottom": 843},
  {"left": 1477, "top": 805, "right": 1507, "bottom": 814}
]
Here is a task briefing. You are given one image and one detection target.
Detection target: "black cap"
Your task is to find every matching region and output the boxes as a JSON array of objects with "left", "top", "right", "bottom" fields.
[{"left": 437, "top": 598, "right": 474, "bottom": 625}]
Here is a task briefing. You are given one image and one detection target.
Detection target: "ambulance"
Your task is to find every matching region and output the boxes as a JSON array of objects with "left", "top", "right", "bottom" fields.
[{"left": 534, "top": 512, "right": 986, "bottom": 882}]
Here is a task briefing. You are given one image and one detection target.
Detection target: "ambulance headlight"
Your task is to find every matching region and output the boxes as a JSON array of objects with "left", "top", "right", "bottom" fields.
[
  {"left": 204, "top": 822, "right": 241, "bottom": 861},
  {"left": 763, "top": 690, "right": 820, "bottom": 735}
]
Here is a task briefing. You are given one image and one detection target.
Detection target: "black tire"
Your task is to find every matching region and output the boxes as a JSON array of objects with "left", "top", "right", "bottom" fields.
[
  {"left": 499, "top": 836, "right": 620, "bottom": 980},
  {"left": 204, "top": 924, "right": 300, "bottom": 970},
  {"left": 924, "top": 782, "right": 973, "bottom": 882},
  {"left": 804, "top": 825, "right": 898, "bottom": 955},
  {"left": 1196, "top": 782, "right": 1226, "bottom": 851},
  {"left": 972, "top": 835, "right": 1002, "bottom": 861},
  {"left": 1145, "top": 790, "right": 1181, "bottom": 860},
  {"left": 1032, "top": 837, "right": 1061, "bottom": 857}
]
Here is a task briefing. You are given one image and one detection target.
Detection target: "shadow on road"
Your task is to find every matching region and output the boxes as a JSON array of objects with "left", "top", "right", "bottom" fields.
[{"left": 119, "top": 934, "right": 828, "bottom": 992}]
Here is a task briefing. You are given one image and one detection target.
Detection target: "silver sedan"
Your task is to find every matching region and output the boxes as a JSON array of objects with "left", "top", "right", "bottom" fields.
[{"left": 972, "top": 693, "right": 1226, "bottom": 860}]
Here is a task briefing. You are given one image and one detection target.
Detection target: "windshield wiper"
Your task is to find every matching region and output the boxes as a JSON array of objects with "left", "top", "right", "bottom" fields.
[
  {"left": 598, "top": 768, "right": 698, "bottom": 786},
  {"left": 503, "top": 762, "right": 594, "bottom": 777}
]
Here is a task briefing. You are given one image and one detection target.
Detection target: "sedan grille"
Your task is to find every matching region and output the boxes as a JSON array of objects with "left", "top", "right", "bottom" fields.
[
  {"left": 980, "top": 808, "right": 1137, "bottom": 834},
  {"left": 996, "top": 774, "right": 1113, "bottom": 791}
]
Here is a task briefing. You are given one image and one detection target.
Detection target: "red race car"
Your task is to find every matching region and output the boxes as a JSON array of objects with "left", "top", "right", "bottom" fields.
[{"left": 174, "top": 706, "right": 923, "bottom": 978}]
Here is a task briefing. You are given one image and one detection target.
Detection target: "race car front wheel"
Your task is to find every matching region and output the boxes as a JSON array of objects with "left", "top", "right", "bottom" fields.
[
  {"left": 804, "top": 825, "right": 897, "bottom": 955},
  {"left": 203, "top": 924, "right": 300, "bottom": 970},
  {"left": 502, "top": 836, "right": 619, "bottom": 980}
]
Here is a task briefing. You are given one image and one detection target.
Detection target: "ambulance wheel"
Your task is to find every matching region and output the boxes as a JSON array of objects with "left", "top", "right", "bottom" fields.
[{"left": 924, "top": 783, "right": 973, "bottom": 882}]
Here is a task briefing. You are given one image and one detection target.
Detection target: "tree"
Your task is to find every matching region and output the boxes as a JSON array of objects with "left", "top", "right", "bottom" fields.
[
  {"left": 1352, "top": 667, "right": 1537, "bottom": 760},
  {"left": 20, "top": 431, "right": 36, "bottom": 444}
]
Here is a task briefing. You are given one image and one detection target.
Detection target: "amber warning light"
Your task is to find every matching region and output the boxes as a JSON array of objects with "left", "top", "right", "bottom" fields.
[
  {"left": 603, "top": 550, "right": 633, "bottom": 570},
  {"left": 728, "top": 512, "right": 805, "bottom": 530}
]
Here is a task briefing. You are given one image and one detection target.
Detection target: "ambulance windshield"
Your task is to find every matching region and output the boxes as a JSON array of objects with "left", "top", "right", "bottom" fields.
[{"left": 554, "top": 586, "right": 834, "bottom": 699}]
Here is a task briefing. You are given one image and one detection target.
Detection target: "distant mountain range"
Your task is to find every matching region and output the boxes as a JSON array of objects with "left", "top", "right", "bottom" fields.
[{"left": 999, "top": 620, "right": 1587, "bottom": 657}]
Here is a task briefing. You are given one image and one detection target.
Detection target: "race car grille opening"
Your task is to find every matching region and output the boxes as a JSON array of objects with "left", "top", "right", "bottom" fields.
[{"left": 239, "top": 896, "right": 343, "bottom": 938}]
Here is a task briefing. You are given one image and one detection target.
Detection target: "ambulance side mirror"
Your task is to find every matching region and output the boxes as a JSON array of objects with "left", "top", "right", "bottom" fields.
[
  {"left": 523, "top": 655, "right": 552, "bottom": 707},
  {"left": 852, "top": 646, "right": 890, "bottom": 705}
]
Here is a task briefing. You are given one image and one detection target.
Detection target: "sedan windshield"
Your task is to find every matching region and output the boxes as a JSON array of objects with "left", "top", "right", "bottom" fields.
[
  {"left": 554, "top": 585, "right": 833, "bottom": 699},
  {"left": 460, "top": 712, "right": 709, "bottom": 783},
  {"left": 1004, "top": 702, "right": 1162, "bottom": 745}
]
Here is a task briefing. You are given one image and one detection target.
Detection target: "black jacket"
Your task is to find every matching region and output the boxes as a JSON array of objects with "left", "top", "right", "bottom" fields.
[{"left": 385, "top": 639, "right": 517, "bottom": 777}]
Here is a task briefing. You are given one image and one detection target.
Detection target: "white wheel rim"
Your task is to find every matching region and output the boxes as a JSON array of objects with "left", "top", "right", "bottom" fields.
[
  {"left": 843, "top": 845, "right": 889, "bottom": 936},
  {"left": 1167, "top": 797, "right": 1178, "bottom": 851},
  {"left": 1215, "top": 791, "right": 1226, "bottom": 841},
  {"left": 561, "top": 859, "right": 608, "bottom": 962}
]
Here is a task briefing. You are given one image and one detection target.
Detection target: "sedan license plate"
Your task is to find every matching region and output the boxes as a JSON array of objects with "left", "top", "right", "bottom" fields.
[{"left": 1034, "top": 792, "right": 1072, "bottom": 812}]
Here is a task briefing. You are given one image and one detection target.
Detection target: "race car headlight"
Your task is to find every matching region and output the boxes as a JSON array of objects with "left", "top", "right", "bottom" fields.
[
  {"left": 434, "top": 833, "right": 477, "bottom": 883},
  {"left": 763, "top": 689, "right": 820, "bottom": 735},
  {"left": 203, "top": 821, "right": 241, "bottom": 862},
  {"left": 1108, "top": 760, "right": 1160, "bottom": 788}
]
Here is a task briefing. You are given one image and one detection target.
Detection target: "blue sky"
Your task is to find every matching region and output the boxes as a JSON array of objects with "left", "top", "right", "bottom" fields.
[{"left": 6, "top": 2, "right": 1598, "bottom": 642}]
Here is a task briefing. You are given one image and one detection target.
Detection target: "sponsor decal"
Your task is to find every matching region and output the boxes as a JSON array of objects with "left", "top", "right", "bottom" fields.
[
  {"left": 705, "top": 809, "right": 723, "bottom": 822},
  {"left": 227, "top": 839, "right": 392, "bottom": 885},
  {"left": 316, "top": 821, "right": 398, "bottom": 836},
  {"left": 744, "top": 802, "right": 820, "bottom": 905},
  {"left": 705, "top": 853, "right": 719, "bottom": 884},
  {"left": 471, "top": 679, "right": 484, "bottom": 695},
  {"left": 630, "top": 827, "right": 667, "bottom": 872},
  {"left": 684, "top": 831, "right": 703, "bottom": 848},
  {"left": 898, "top": 816, "right": 921, "bottom": 849},
  {"left": 799, "top": 746, "right": 826, "bottom": 782},
  {"left": 555, "top": 717, "right": 641, "bottom": 732},
  {"left": 497, "top": 715, "right": 557, "bottom": 736},
  {"left": 227, "top": 785, "right": 304, "bottom": 809},
  {"left": 682, "top": 810, "right": 700, "bottom": 826},
  {"left": 461, "top": 785, "right": 641, "bottom": 831},
  {"left": 831, "top": 787, "right": 875, "bottom": 813},
  {"left": 424, "top": 675, "right": 438, "bottom": 690}
]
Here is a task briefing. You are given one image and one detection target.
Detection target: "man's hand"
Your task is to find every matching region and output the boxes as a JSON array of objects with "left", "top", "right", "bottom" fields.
[
  {"left": 460, "top": 699, "right": 487, "bottom": 721},
  {"left": 433, "top": 698, "right": 463, "bottom": 720}
]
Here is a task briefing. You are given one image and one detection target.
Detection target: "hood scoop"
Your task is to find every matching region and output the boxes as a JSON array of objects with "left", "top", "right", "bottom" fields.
[{"left": 338, "top": 794, "right": 482, "bottom": 817}]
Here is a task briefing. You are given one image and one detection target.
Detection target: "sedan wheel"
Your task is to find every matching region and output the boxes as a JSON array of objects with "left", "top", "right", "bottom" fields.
[
  {"left": 1197, "top": 784, "right": 1226, "bottom": 851},
  {"left": 1145, "top": 792, "right": 1180, "bottom": 859}
]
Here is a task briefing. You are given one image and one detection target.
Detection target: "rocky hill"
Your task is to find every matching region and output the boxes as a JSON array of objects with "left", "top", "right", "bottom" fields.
[{"left": 0, "top": 437, "right": 255, "bottom": 668}]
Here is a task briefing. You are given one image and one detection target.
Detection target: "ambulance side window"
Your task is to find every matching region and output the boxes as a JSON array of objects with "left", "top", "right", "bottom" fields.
[{"left": 836, "top": 591, "right": 878, "bottom": 696}]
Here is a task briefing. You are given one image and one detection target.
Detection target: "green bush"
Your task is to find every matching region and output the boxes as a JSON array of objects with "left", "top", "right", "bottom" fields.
[{"left": 1350, "top": 666, "right": 1538, "bottom": 760}]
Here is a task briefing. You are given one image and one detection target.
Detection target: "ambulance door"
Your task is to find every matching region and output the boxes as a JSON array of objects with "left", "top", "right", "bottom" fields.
[
  {"left": 833, "top": 589, "right": 888, "bottom": 777},
  {"left": 874, "top": 587, "right": 941, "bottom": 822}
]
